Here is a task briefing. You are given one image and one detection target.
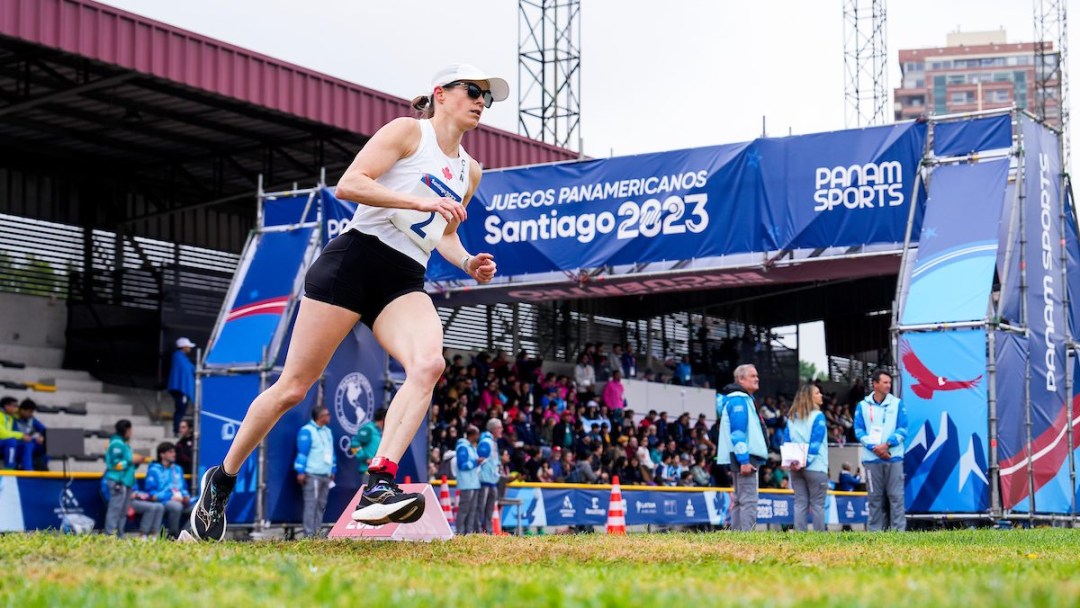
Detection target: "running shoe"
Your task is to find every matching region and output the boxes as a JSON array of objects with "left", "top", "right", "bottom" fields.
[
  {"left": 351, "top": 478, "right": 425, "bottom": 525},
  {"left": 189, "top": 466, "right": 231, "bottom": 541}
]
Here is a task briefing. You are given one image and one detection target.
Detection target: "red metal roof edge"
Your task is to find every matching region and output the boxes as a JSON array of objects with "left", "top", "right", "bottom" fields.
[{"left": 0, "top": 0, "right": 577, "bottom": 166}]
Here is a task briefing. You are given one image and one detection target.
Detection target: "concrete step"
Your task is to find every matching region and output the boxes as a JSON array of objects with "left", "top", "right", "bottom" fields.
[
  {"left": 83, "top": 402, "right": 140, "bottom": 417},
  {"left": 0, "top": 387, "right": 135, "bottom": 408},
  {"left": 0, "top": 366, "right": 95, "bottom": 383},
  {"left": 0, "top": 344, "right": 63, "bottom": 368},
  {"left": 35, "top": 412, "right": 155, "bottom": 431},
  {"left": 83, "top": 436, "right": 161, "bottom": 457},
  {"left": 53, "top": 378, "right": 105, "bottom": 393},
  {"left": 48, "top": 459, "right": 108, "bottom": 474}
]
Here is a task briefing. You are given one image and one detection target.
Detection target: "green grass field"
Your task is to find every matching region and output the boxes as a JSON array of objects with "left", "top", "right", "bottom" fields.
[{"left": 2, "top": 529, "right": 1078, "bottom": 607}]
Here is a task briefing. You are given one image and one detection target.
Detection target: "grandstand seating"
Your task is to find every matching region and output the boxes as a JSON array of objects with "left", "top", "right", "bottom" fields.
[{"left": 0, "top": 344, "right": 171, "bottom": 473}]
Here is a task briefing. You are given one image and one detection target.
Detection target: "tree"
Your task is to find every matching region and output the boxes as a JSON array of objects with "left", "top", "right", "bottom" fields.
[{"left": 799, "top": 360, "right": 828, "bottom": 382}]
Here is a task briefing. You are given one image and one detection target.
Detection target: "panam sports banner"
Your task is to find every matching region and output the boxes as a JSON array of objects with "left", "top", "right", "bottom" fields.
[{"left": 428, "top": 121, "right": 927, "bottom": 281}]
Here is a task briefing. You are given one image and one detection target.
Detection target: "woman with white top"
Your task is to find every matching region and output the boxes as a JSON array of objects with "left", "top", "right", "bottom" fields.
[
  {"left": 784, "top": 383, "right": 829, "bottom": 532},
  {"left": 191, "top": 64, "right": 505, "bottom": 541}
]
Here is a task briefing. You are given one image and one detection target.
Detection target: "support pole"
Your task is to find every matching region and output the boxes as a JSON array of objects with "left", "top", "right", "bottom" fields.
[
  {"left": 1018, "top": 118, "right": 1037, "bottom": 520},
  {"left": 987, "top": 327, "right": 1001, "bottom": 518}
]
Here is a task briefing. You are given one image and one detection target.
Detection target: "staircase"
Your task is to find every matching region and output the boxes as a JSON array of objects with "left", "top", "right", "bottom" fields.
[{"left": 0, "top": 344, "right": 172, "bottom": 473}]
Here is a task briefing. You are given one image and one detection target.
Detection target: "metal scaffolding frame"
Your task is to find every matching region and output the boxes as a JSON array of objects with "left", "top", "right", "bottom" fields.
[
  {"left": 893, "top": 108, "right": 1078, "bottom": 524},
  {"left": 843, "top": 0, "right": 889, "bottom": 128},
  {"left": 518, "top": 0, "right": 582, "bottom": 151},
  {"left": 1034, "top": 0, "right": 1071, "bottom": 168}
]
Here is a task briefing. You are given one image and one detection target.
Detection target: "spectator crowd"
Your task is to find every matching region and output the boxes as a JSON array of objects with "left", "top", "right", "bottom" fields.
[{"left": 426, "top": 345, "right": 867, "bottom": 495}]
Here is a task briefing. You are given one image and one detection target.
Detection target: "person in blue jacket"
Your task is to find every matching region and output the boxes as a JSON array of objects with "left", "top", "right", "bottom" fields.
[
  {"left": 783, "top": 383, "right": 829, "bottom": 532},
  {"left": 454, "top": 425, "right": 482, "bottom": 534},
  {"left": 716, "top": 364, "right": 766, "bottom": 531},
  {"left": 837, "top": 462, "right": 863, "bottom": 492},
  {"left": 144, "top": 441, "right": 191, "bottom": 538},
  {"left": 854, "top": 369, "right": 908, "bottom": 531},
  {"left": 477, "top": 418, "right": 503, "bottom": 534},
  {"left": 167, "top": 338, "right": 196, "bottom": 436},
  {"left": 294, "top": 407, "right": 337, "bottom": 538}
]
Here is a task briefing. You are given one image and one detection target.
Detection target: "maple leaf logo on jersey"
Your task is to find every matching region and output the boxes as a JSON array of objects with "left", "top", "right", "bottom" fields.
[{"left": 442, "top": 166, "right": 453, "bottom": 181}]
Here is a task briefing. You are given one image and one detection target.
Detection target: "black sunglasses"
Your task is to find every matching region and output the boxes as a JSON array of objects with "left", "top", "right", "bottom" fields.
[{"left": 443, "top": 81, "right": 495, "bottom": 108}]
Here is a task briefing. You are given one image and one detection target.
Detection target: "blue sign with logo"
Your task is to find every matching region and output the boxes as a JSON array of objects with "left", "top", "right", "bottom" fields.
[{"left": 428, "top": 122, "right": 927, "bottom": 281}]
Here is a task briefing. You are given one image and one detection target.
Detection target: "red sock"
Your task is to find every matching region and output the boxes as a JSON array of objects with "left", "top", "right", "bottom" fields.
[{"left": 368, "top": 457, "right": 398, "bottom": 477}]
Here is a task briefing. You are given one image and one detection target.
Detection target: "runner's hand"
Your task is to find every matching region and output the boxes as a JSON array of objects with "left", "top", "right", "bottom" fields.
[
  {"left": 467, "top": 253, "right": 498, "bottom": 284},
  {"left": 416, "top": 197, "right": 466, "bottom": 224}
]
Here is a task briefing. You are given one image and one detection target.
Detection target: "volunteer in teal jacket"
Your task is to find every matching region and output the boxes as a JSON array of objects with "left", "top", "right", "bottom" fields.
[{"left": 103, "top": 419, "right": 145, "bottom": 537}]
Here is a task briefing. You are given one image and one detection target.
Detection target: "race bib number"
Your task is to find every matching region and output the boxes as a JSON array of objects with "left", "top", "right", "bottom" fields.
[{"left": 390, "top": 174, "right": 462, "bottom": 252}]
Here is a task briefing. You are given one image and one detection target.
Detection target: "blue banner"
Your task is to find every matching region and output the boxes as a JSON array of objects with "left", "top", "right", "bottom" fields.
[
  {"left": 1067, "top": 191, "right": 1080, "bottom": 343},
  {"left": 901, "top": 329, "right": 989, "bottom": 512},
  {"left": 198, "top": 374, "right": 261, "bottom": 523},
  {"left": 998, "top": 181, "right": 1022, "bottom": 325},
  {"left": 0, "top": 476, "right": 871, "bottom": 531},
  {"left": 933, "top": 114, "right": 1012, "bottom": 157},
  {"left": 0, "top": 475, "right": 105, "bottom": 531},
  {"left": 900, "top": 159, "right": 1008, "bottom": 325},
  {"left": 1073, "top": 355, "right": 1080, "bottom": 514},
  {"left": 263, "top": 192, "right": 317, "bottom": 227},
  {"left": 205, "top": 228, "right": 315, "bottom": 367},
  {"left": 319, "top": 187, "right": 360, "bottom": 245},
  {"left": 428, "top": 122, "right": 927, "bottom": 281},
  {"left": 996, "top": 331, "right": 1031, "bottom": 510},
  {"left": 496, "top": 486, "right": 867, "bottom": 528},
  {"left": 1019, "top": 115, "right": 1070, "bottom": 513}
]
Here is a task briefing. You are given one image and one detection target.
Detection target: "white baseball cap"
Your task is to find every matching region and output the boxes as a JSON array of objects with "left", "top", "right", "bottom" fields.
[
  {"left": 430, "top": 64, "right": 509, "bottom": 103},
  {"left": 176, "top": 337, "right": 196, "bottom": 348}
]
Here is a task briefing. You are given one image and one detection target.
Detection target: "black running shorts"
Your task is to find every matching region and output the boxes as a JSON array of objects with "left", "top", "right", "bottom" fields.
[{"left": 304, "top": 229, "right": 427, "bottom": 327}]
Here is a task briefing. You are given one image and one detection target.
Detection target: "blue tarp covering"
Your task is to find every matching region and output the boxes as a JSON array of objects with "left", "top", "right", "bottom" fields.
[{"left": 933, "top": 114, "right": 1012, "bottom": 157}]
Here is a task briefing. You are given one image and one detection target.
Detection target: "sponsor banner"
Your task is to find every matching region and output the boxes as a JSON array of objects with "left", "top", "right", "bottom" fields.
[
  {"left": 428, "top": 122, "right": 927, "bottom": 281},
  {"left": 996, "top": 331, "right": 1032, "bottom": 511},
  {"left": 0, "top": 476, "right": 869, "bottom": 531},
  {"left": 198, "top": 374, "right": 262, "bottom": 523},
  {"left": 901, "top": 329, "right": 990, "bottom": 513},
  {"left": 320, "top": 187, "right": 360, "bottom": 245},
  {"left": 0, "top": 475, "right": 106, "bottom": 532},
  {"left": 900, "top": 159, "right": 1008, "bottom": 325},
  {"left": 502, "top": 486, "right": 866, "bottom": 528},
  {"left": 1018, "top": 115, "right": 1070, "bottom": 513}
]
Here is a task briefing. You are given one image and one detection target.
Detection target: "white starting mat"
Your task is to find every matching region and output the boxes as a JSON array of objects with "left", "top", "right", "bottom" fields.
[{"left": 327, "top": 483, "right": 453, "bottom": 542}]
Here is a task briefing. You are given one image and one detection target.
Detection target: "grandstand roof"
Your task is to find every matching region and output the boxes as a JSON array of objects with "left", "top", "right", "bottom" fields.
[{"left": 0, "top": 0, "right": 576, "bottom": 251}]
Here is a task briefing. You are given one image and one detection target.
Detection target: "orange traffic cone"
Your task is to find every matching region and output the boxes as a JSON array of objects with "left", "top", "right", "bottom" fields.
[
  {"left": 606, "top": 475, "right": 627, "bottom": 535},
  {"left": 439, "top": 476, "right": 455, "bottom": 531},
  {"left": 492, "top": 500, "right": 505, "bottom": 535}
]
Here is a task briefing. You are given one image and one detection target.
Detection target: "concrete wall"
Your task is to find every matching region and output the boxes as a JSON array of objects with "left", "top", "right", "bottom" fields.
[
  {"left": 0, "top": 293, "right": 66, "bottom": 367},
  {"left": 0, "top": 292, "right": 66, "bottom": 349}
]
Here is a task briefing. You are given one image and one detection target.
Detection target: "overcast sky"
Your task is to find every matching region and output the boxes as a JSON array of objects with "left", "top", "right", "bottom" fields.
[
  {"left": 94, "top": 0, "right": 1074, "bottom": 371},
  {"left": 95, "top": 0, "right": 1071, "bottom": 158}
]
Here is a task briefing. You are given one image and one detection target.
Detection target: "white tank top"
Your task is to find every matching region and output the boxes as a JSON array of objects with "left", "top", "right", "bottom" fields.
[{"left": 343, "top": 119, "right": 473, "bottom": 268}]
